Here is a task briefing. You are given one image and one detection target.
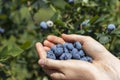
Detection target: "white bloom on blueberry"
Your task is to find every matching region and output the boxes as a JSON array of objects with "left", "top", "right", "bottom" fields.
[{"left": 46, "top": 20, "right": 54, "bottom": 27}]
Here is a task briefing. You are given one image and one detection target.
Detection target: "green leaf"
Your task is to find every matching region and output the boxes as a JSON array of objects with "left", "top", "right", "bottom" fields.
[
  {"left": 89, "top": 15, "right": 99, "bottom": 24},
  {"left": 94, "top": 15, "right": 109, "bottom": 24},
  {"left": 51, "top": 12, "right": 62, "bottom": 21},
  {"left": 54, "top": 20, "right": 66, "bottom": 27},
  {"left": 20, "top": 41, "right": 32, "bottom": 50},
  {"left": 10, "top": 7, "right": 32, "bottom": 24},
  {"left": 52, "top": 0, "right": 66, "bottom": 9},
  {"left": 0, "top": 44, "right": 23, "bottom": 62},
  {"left": 8, "top": 44, "right": 23, "bottom": 57},
  {"left": 76, "top": 30, "right": 85, "bottom": 34},
  {"left": 99, "top": 36, "right": 111, "bottom": 44},
  {"left": 0, "top": 14, "right": 7, "bottom": 20},
  {"left": 111, "top": 28, "right": 120, "bottom": 35},
  {"left": 34, "top": 8, "right": 55, "bottom": 22},
  {"left": 95, "top": 33, "right": 103, "bottom": 39}
]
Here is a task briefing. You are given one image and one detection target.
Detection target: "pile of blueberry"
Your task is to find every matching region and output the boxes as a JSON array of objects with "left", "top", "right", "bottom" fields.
[{"left": 47, "top": 41, "right": 93, "bottom": 63}]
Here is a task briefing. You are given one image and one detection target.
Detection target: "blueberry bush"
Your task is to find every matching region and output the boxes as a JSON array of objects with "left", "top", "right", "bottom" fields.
[{"left": 0, "top": 0, "right": 120, "bottom": 80}]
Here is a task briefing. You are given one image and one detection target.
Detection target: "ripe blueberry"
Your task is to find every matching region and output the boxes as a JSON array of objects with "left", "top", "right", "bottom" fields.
[
  {"left": 51, "top": 46, "right": 57, "bottom": 52},
  {"left": 68, "top": 0, "right": 74, "bottom": 4},
  {"left": 70, "top": 48, "right": 78, "bottom": 55},
  {"left": 40, "top": 21, "right": 48, "bottom": 29},
  {"left": 81, "top": 57, "right": 88, "bottom": 61},
  {"left": 107, "top": 24, "right": 116, "bottom": 31},
  {"left": 86, "top": 56, "right": 93, "bottom": 62},
  {"left": 63, "top": 47, "right": 69, "bottom": 53},
  {"left": 81, "top": 19, "right": 90, "bottom": 27},
  {"left": 56, "top": 44, "right": 63, "bottom": 48},
  {"left": 66, "top": 43, "right": 74, "bottom": 50},
  {"left": 59, "top": 53, "right": 72, "bottom": 60},
  {"left": 54, "top": 48, "right": 64, "bottom": 57},
  {"left": 78, "top": 50, "right": 85, "bottom": 57},
  {"left": 74, "top": 41, "right": 82, "bottom": 50},
  {"left": 47, "top": 50, "right": 56, "bottom": 59},
  {"left": 72, "top": 53, "right": 81, "bottom": 59},
  {"left": 0, "top": 27, "right": 5, "bottom": 33}
]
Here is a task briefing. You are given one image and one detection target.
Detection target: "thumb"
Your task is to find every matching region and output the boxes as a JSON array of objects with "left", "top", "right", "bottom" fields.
[
  {"left": 35, "top": 42, "right": 46, "bottom": 59},
  {"left": 38, "top": 59, "right": 65, "bottom": 70}
]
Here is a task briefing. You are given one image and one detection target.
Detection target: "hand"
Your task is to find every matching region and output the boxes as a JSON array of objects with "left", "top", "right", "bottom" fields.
[{"left": 35, "top": 34, "right": 120, "bottom": 80}]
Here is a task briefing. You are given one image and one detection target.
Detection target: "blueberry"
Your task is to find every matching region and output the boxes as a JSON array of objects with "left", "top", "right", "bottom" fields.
[
  {"left": 59, "top": 53, "right": 72, "bottom": 60},
  {"left": 70, "top": 48, "right": 78, "bottom": 55},
  {"left": 54, "top": 48, "right": 63, "bottom": 57},
  {"left": 51, "top": 46, "right": 57, "bottom": 51},
  {"left": 47, "top": 50, "right": 56, "bottom": 59},
  {"left": 56, "top": 44, "right": 63, "bottom": 48},
  {"left": 68, "top": 0, "right": 74, "bottom": 4},
  {"left": 86, "top": 56, "right": 93, "bottom": 62},
  {"left": 81, "top": 19, "right": 90, "bottom": 27},
  {"left": 72, "top": 53, "right": 81, "bottom": 59},
  {"left": 81, "top": 57, "right": 88, "bottom": 61},
  {"left": 46, "top": 20, "right": 54, "bottom": 27},
  {"left": 107, "top": 24, "right": 116, "bottom": 32},
  {"left": 63, "top": 47, "right": 69, "bottom": 53},
  {"left": 78, "top": 50, "right": 85, "bottom": 57},
  {"left": 0, "top": 27, "right": 5, "bottom": 33},
  {"left": 74, "top": 41, "right": 82, "bottom": 50},
  {"left": 63, "top": 43, "right": 68, "bottom": 48},
  {"left": 40, "top": 21, "right": 48, "bottom": 29},
  {"left": 47, "top": 42, "right": 92, "bottom": 62},
  {"left": 66, "top": 43, "right": 74, "bottom": 50}
]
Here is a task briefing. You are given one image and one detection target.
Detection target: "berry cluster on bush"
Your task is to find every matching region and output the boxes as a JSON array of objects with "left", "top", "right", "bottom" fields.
[
  {"left": 40, "top": 20, "right": 53, "bottom": 29},
  {"left": 47, "top": 41, "right": 93, "bottom": 63}
]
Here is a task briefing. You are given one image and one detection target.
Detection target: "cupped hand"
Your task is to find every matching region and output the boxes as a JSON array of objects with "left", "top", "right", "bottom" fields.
[{"left": 36, "top": 34, "right": 120, "bottom": 80}]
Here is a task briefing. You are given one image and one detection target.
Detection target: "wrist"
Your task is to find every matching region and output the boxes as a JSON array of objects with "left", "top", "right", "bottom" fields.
[{"left": 91, "top": 67, "right": 111, "bottom": 80}]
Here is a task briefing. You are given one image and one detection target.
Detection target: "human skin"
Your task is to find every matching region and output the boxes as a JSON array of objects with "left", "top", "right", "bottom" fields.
[{"left": 35, "top": 34, "right": 120, "bottom": 80}]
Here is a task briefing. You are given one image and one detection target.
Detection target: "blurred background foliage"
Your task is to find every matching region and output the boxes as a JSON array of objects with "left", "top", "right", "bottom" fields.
[{"left": 0, "top": 0, "right": 120, "bottom": 80}]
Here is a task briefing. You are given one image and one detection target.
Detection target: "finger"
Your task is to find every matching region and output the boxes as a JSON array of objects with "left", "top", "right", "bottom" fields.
[
  {"left": 38, "top": 59, "right": 65, "bottom": 71},
  {"left": 43, "top": 40, "right": 55, "bottom": 48},
  {"left": 61, "top": 33, "right": 87, "bottom": 44},
  {"left": 61, "top": 34, "right": 110, "bottom": 60},
  {"left": 35, "top": 42, "right": 46, "bottom": 59},
  {"left": 47, "top": 35, "right": 65, "bottom": 44},
  {"left": 43, "top": 60, "right": 96, "bottom": 80},
  {"left": 44, "top": 46, "right": 50, "bottom": 51},
  {"left": 44, "top": 69, "right": 65, "bottom": 80}
]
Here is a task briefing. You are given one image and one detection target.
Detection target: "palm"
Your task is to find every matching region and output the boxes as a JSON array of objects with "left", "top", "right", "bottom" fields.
[{"left": 36, "top": 34, "right": 120, "bottom": 80}]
